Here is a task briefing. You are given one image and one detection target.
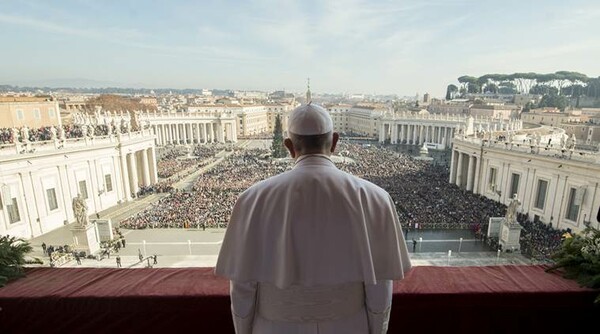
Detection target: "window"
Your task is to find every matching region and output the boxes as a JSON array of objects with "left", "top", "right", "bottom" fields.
[
  {"left": 534, "top": 179, "right": 548, "bottom": 210},
  {"left": 33, "top": 109, "right": 41, "bottom": 119},
  {"left": 565, "top": 188, "right": 580, "bottom": 221},
  {"left": 488, "top": 167, "right": 497, "bottom": 191},
  {"left": 48, "top": 108, "right": 56, "bottom": 118},
  {"left": 104, "top": 174, "right": 113, "bottom": 192},
  {"left": 78, "top": 180, "right": 88, "bottom": 199},
  {"left": 16, "top": 109, "right": 24, "bottom": 120},
  {"left": 46, "top": 188, "right": 58, "bottom": 211},
  {"left": 509, "top": 173, "right": 520, "bottom": 198},
  {"left": 7, "top": 197, "right": 21, "bottom": 224}
]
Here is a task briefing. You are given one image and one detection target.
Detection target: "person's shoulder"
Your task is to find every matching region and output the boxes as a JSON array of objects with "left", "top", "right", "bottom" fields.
[
  {"left": 338, "top": 169, "right": 391, "bottom": 199},
  {"left": 238, "top": 170, "right": 291, "bottom": 198}
]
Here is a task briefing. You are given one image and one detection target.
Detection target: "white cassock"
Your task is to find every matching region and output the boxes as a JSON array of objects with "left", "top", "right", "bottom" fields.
[{"left": 216, "top": 154, "right": 412, "bottom": 334}]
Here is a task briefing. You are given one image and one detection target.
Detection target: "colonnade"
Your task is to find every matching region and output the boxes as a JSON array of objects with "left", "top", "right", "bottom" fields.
[
  {"left": 119, "top": 146, "right": 158, "bottom": 200},
  {"left": 380, "top": 123, "right": 455, "bottom": 147},
  {"left": 150, "top": 121, "right": 237, "bottom": 146},
  {"left": 449, "top": 150, "right": 481, "bottom": 193}
]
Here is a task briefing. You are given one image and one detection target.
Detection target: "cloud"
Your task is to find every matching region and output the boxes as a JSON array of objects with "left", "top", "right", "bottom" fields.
[{"left": 0, "top": 13, "right": 271, "bottom": 64}]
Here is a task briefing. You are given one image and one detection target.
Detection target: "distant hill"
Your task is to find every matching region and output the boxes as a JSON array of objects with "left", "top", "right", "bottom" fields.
[{"left": 0, "top": 84, "right": 203, "bottom": 95}]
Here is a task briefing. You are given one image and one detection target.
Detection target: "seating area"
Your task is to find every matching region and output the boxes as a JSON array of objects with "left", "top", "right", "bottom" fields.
[{"left": 0, "top": 265, "right": 596, "bottom": 333}]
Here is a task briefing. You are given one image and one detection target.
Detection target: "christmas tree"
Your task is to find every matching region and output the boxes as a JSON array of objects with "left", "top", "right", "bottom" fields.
[{"left": 271, "top": 114, "right": 286, "bottom": 158}]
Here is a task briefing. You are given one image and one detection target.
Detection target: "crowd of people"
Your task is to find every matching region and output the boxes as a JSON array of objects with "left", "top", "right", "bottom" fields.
[
  {"left": 119, "top": 141, "right": 571, "bottom": 261},
  {"left": 517, "top": 213, "right": 566, "bottom": 261},
  {"left": 121, "top": 148, "right": 290, "bottom": 229},
  {"left": 335, "top": 142, "right": 506, "bottom": 229},
  {"left": 121, "top": 143, "right": 507, "bottom": 232}
]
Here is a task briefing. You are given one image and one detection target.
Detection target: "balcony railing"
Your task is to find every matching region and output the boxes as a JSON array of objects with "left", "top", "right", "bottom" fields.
[{"left": 0, "top": 265, "right": 595, "bottom": 333}]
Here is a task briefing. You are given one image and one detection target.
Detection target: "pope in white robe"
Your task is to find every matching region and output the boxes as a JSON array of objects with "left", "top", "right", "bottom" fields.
[{"left": 216, "top": 103, "right": 412, "bottom": 334}]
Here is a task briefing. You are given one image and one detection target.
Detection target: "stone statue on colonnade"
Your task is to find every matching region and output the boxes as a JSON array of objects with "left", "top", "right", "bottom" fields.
[
  {"left": 11, "top": 127, "right": 19, "bottom": 143},
  {"left": 20, "top": 126, "right": 30, "bottom": 143},
  {"left": 50, "top": 126, "right": 57, "bottom": 140},
  {"left": 58, "top": 126, "right": 66, "bottom": 141}
]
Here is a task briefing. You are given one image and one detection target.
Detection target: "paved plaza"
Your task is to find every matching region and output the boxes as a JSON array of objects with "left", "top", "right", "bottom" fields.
[
  {"left": 30, "top": 225, "right": 537, "bottom": 269},
  {"left": 27, "top": 139, "right": 539, "bottom": 269}
]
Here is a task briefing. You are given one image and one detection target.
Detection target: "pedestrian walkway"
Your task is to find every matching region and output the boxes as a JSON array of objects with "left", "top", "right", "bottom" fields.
[{"left": 34, "top": 251, "right": 537, "bottom": 269}]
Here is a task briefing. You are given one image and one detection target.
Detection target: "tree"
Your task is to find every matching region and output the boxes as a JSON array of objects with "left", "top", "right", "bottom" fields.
[
  {"left": 0, "top": 235, "right": 34, "bottom": 287},
  {"left": 445, "top": 84, "right": 458, "bottom": 100},
  {"left": 271, "top": 114, "right": 286, "bottom": 158},
  {"left": 538, "top": 92, "right": 568, "bottom": 111}
]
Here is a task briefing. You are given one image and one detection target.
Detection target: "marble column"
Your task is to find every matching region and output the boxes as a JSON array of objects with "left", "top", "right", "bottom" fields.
[
  {"left": 449, "top": 150, "right": 457, "bottom": 184},
  {"left": 120, "top": 152, "right": 131, "bottom": 201},
  {"left": 127, "top": 152, "right": 139, "bottom": 196},
  {"left": 149, "top": 147, "right": 158, "bottom": 184},
  {"left": 412, "top": 125, "right": 417, "bottom": 144},
  {"left": 473, "top": 156, "right": 481, "bottom": 194},
  {"left": 196, "top": 123, "right": 201, "bottom": 144},
  {"left": 456, "top": 152, "right": 464, "bottom": 187},
  {"left": 466, "top": 155, "right": 475, "bottom": 191},
  {"left": 379, "top": 123, "right": 385, "bottom": 142},
  {"left": 175, "top": 123, "right": 180, "bottom": 145},
  {"left": 141, "top": 149, "right": 150, "bottom": 186}
]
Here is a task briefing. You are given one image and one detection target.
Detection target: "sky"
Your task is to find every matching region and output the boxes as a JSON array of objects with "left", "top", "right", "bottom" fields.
[{"left": 1, "top": 0, "right": 599, "bottom": 97}]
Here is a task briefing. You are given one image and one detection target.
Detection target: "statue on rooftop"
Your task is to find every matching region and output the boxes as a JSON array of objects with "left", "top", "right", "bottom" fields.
[
  {"left": 81, "top": 124, "right": 88, "bottom": 137},
  {"left": 50, "top": 126, "right": 57, "bottom": 140},
  {"left": 11, "top": 127, "right": 19, "bottom": 143},
  {"left": 58, "top": 126, "right": 66, "bottom": 141},
  {"left": 20, "top": 126, "right": 30, "bottom": 143},
  {"left": 87, "top": 124, "right": 95, "bottom": 138}
]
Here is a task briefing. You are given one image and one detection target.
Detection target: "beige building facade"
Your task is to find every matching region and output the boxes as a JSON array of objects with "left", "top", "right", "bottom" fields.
[
  {"left": 0, "top": 130, "right": 157, "bottom": 239},
  {"left": 0, "top": 97, "right": 61, "bottom": 128},
  {"left": 450, "top": 135, "right": 600, "bottom": 233}
]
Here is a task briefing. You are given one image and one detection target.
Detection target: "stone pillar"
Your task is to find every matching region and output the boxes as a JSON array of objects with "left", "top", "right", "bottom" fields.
[
  {"left": 412, "top": 125, "right": 417, "bottom": 144},
  {"left": 127, "top": 152, "right": 139, "bottom": 196},
  {"left": 379, "top": 123, "right": 385, "bottom": 143},
  {"left": 218, "top": 123, "right": 225, "bottom": 143},
  {"left": 196, "top": 123, "right": 201, "bottom": 144},
  {"left": 391, "top": 123, "right": 398, "bottom": 144},
  {"left": 456, "top": 152, "right": 464, "bottom": 187},
  {"left": 473, "top": 156, "right": 481, "bottom": 194},
  {"left": 425, "top": 125, "right": 430, "bottom": 143},
  {"left": 211, "top": 123, "right": 216, "bottom": 143},
  {"left": 175, "top": 123, "right": 180, "bottom": 145},
  {"left": 232, "top": 121, "right": 238, "bottom": 142},
  {"left": 202, "top": 123, "right": 208, "bottom": 143},
  {"left": 466, "top": 155, "right": 475, "bottom": 191},
  {"left": 141, "top": 149, "right": 150, "bottom": 186},
  {"left": 449, "top": 150, "right": 457, "bottom": 184},
  {"left": 149, "top": 147, "right": 158, "bottom": 184},
  {"left": 120, "top": 152, "right": 132, "bottom": 202}
]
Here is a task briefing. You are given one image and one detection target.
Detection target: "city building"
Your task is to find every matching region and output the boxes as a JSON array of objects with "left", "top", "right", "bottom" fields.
[
  {"left": 469, "top": 102, "right": 521, "bottom": 120},
  {"left": 379, "top": 113, "right": 522, "bottom": 149},
  {"left": 450, "top": 126, "right": 600, "bottom": 233},
  {"left": 0, "top": 96, "right": 61, "bottom": 128},
  {"left": 0, "top": 129, "right": 157, "bottom": 239}
]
